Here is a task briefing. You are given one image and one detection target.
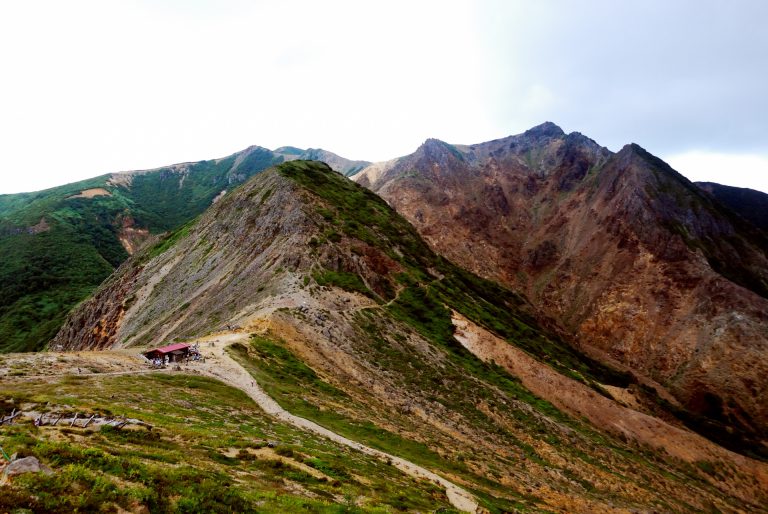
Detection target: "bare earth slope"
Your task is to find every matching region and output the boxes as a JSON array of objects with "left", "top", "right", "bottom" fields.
[
  {"left": 354, "top": 124, "right": 768, "bottom": 458},
  {"left": 53, "top": 161, "right": 768, "bottom": 512}
]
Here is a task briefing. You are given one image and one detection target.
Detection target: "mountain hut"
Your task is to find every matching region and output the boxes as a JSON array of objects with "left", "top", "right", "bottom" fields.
[{"left": 143, "top": 343, "right": 191, "bottom": 363}]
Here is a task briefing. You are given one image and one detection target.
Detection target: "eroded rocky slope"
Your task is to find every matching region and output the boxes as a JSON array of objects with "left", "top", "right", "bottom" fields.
[{"left": 354, "top": 123, "right": 768, "bottom": 459}]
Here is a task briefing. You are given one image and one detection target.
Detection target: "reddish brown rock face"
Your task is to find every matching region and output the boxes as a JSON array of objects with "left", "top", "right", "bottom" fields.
[{"left": 355, "top": 123, "right": 768, "bottom": 443}]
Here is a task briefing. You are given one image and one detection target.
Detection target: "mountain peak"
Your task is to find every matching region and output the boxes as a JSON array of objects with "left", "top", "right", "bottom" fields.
[
  {"left": 273, "top": 145, "right": 304, "bottom": 155},
  {"left": 523, "top": 121, "right": 565, "bottom": 138},
  {"left": 415, "top": 138, "right": 464, "bottom": 161},
  {"left": 421, "top": 137, "right": 449, "bottom": 148}
]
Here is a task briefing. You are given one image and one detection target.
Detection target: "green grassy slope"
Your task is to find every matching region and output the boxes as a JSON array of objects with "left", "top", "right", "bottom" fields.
[
  {"left": 37, "top": 160, "right": 764, "bottom": 511},
  {"left": 0, "top": 373, "right": 454, "bottom": 512},
  {"left": 279, "top": 161, "right": 632, "bottom": 390}
]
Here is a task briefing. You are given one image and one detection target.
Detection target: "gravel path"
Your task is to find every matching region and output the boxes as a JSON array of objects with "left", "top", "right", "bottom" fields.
[{"left": 195, "top": 333, "right": 479, "bottom": 513}]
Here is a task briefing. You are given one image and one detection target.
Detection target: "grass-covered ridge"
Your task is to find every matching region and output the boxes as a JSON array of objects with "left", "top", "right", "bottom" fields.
[
  {"left": 230, "top": 324, "right": 753, "bottom": 512},
  {"left": 230, "top": 335, "right": 539, "bottom": 512}
]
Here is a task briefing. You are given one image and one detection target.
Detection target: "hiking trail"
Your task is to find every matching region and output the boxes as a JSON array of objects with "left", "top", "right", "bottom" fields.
[{"left": 194, "top": 333, "right": 480, "bottom": 514}]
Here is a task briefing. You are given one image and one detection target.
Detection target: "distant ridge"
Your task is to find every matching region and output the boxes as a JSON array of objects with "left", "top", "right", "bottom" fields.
[{"left": 697, "top": 181, "right": 768, "bottom": 232}]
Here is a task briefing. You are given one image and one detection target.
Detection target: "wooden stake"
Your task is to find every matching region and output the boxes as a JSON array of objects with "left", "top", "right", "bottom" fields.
[{"left": 83, "top": 414, "right": 96, "bottom": 428}]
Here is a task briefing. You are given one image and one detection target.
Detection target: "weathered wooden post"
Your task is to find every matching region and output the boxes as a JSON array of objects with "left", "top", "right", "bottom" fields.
[{"left": 83, "top": 414, "right": 96, "bottom": 428}]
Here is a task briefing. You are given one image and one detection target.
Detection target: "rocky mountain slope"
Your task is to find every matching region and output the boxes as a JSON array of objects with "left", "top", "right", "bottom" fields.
[
  {"left": 0, "top": 146, "right": 359, "bottom": 352},
  {"left": 52, "top": 161, "right": 768, "bottom": 512},
  {"left": 354, "top": 123, "right": 768, "bottom": 460},
  {"left": 697, "top": 181, "right": 768, "bottom": 232}
]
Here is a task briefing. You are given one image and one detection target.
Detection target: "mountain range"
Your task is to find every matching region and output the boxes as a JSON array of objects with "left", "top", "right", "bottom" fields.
[{"left": 1, "top": 124, "right": 768, "bottom": 512}]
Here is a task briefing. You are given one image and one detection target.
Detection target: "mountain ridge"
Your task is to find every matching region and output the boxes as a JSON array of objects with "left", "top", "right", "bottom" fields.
[
  {"left": 49, "top": 159, "right": 768, "bottom": 511},
  {"left": 697, "top": 180, "right": 768, "bottom": 232},
  {"left": 354, "top": 126, "right": 768, "bottom": 459}
]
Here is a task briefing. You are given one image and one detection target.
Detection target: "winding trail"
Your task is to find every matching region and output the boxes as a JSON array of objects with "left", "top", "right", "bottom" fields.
[{"left": 194, "top": 333, "right": 480, "bottom": 514}]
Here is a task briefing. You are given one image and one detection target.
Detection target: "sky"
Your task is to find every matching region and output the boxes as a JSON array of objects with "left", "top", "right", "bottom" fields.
[{"left": 0, "top": 0, "right": 767, "bottom": 194}]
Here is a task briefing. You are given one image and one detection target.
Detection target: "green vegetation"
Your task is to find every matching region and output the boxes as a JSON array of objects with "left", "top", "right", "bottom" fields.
[
  {"left": 126, "top": 149, "right": 281, "bottom": 231},
  {"left": 313, "top": 270, "right": 374, "bottom": 298},
  {"left": 277, "top": 160, "right": 436, "bottom": 272},
  {"left": 230, "top": 338, "right": 473, "bottom": 476},
  {"left": 0, "top": 228, "right": 115, "bottom": 352},
  {"left": 278, "top": 161, "right": 764, "bottom": 458},
  {"left": 0, "top": 373, "right": 455, "bottom": 512},
  {"left": 230, "top": 335, "right": 546, "bottom": 511},
  {"left": 232, "top": 322, "right": 742, "bottom": 512},
  {"left": 145, "top": 217, "right": 198, "bottom": 261},
  {"left": 430, "top": 269, "right": 634, "bottom": 388},
  {"left": 275, "top": 163, "right": 645, "bottom": 486}
]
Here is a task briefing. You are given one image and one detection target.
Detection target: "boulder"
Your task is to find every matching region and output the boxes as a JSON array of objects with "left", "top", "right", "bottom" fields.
[{"left": 2, "top": 456, "right": 53, "bottom": 478}]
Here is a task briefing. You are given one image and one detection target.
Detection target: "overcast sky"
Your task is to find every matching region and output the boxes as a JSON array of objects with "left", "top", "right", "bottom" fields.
[{"left": 1, "top": 0, "right": 767, "bottom": 194}]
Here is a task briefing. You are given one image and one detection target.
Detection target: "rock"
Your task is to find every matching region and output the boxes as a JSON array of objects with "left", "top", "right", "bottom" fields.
[{"left": 2, "top": 456, "right": 53, "bottom": 478}]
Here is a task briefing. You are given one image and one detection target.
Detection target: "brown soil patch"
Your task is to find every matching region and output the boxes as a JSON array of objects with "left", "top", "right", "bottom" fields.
[
  {"left": 67, "top": 188, "right": 112, "bottom": 199},
  {"left": 451, "top": 311, "right": 768, "bottom": 501},
  {"left": 222, "top": 447, "right": 331, "bottom": 480}
]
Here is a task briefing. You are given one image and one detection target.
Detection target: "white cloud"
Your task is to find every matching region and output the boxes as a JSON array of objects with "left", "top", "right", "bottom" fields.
[
  {"left": 0, "top": 0, "right": 499, "bottom": 193},
  {"left": 0, "top": 1, "right": 767, "bottom": 194},
  {"left": 664, "top": 151, "right": 768, "bottom": 193}
]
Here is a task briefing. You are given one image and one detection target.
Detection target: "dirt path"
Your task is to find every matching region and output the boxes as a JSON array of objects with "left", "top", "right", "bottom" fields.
[{"left": 194, "top": 333, "right": 480, "bottom": 513}]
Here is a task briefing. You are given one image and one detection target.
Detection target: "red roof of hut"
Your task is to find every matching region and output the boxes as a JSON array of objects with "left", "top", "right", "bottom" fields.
[{"left": 147, "top": 343, "right": 190, "bottom": 355}]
